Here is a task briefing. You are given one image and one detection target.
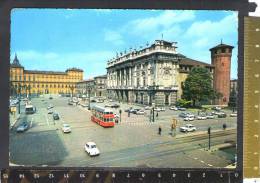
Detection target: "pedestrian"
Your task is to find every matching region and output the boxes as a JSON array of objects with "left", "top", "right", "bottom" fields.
[
  {"left": 170, "top": 123, "right": 174, "bottom": 136},
  {"left": 223, "top": 123, "right": 227, "bottom": 130},
  {"left": 158, "top": 126, "right": 162, "bottom": 135},
  {"left": 156, "top": 112, "right": 159, "bottom": 117},
  {"left": 115, "top": 118, "right": 118, "bottom": 124}
]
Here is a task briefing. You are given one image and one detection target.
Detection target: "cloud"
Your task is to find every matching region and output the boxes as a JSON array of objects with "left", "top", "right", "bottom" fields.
[
  {"left": 185, "top": 12, "right": 237, "bottom": 39},
  {"left": 11, "top": 50, "right": 114, "bottom": 79},
  {"left": 127, "top": 10, "right": 195, "bottom": 36},
  {"left": 104, "top": 29, "right": 124, "bottom": 45}
]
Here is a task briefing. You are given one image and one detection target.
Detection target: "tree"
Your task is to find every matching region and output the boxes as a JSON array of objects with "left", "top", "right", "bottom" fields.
[
  {"left": 228, "top": 88, "right": 237, "bottom": 112},
  {"left": 182, "top": 67, "right": 216, "bottom": 107}
]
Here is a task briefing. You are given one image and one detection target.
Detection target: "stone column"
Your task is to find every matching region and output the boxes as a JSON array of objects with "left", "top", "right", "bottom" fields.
[{"left": 129, "top": 67, "right": 132, "bottom": 87}]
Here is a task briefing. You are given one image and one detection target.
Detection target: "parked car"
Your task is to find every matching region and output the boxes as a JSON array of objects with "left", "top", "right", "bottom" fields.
[
  {"left": 136, "top": 110, "right": 145, "bottom": 115},
  {"left": 53, "top": 113, "right": 60, "bottom": 120},
  {"left": 62, "top": 124, "right": 71, "bottom": 133},
  {"left": 16, "top": 122, "right": 29, "bottom": 132},
  {"left": 206, "top": 114, "right": 215, "bottom": 119},
  {"left": 179, "top": 112, "right": 188, "bottom": 118},
  {"left": 132, "top": 109, "right": 141, "bottom": 114},
  {"left": 218, "top": 113, "right": 227, "bottom": 118},
  {"left": 84, "top": 142, "right": 100, "bottom": 156},
  {"left": 169, "top": 106, "right": 178, "bottom": 110},
  {"left": 212, "top": 106, "right": 221, "bottom": 111},
  {"left": 197, "top": 115, "right": 207, "bottom": 120},
  {"left": 180, "top": 124, "right": 196, "bottom": 132},
  {"left": 230, "top": 112, "right": 237, "bottom": 117},
  {"left": 47, "top": 104, "right": 54, "bottom": 110},
  {"left": 178, "top": 107, "right": 186, "bottom": 111},
  {"left": 144, "top": 106, "right": 152, "bottom": 110},
  {"left": 111, "top": 103, "right": 120, "bottom": 108},
  {"left": 154, "top": 107, "right": 161, "bottom": 112},
  {"left": 48, "top": 109, "right": 53, "bottom": 114},
  {"left": 124, "top": 107, "right": 133, "bottom": 112},
  {"left": 160, "top": 107, "right": 166, "bottom": 111},
  {"left": 184, "top": 116, "right": 195, "bottom": 121}
]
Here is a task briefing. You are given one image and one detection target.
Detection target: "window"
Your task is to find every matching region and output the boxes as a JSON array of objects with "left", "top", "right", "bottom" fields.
[{"left": 24, "top": 76, "right": 26, "bottom": 81}]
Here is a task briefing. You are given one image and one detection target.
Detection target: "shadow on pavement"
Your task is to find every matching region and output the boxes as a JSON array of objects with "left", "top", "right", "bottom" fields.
[{"left": 10, "top": 120, "right": 68, "bottom": 166}]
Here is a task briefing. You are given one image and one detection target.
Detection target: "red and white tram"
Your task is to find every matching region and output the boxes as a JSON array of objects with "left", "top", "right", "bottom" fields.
[{"left": 91, "top": 105, "right": 115, "bottom": 127}]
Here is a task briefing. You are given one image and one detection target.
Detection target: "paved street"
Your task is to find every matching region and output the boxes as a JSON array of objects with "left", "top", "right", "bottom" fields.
[{"left": 9, "top": 95, "right": 237, "bottom": 168}]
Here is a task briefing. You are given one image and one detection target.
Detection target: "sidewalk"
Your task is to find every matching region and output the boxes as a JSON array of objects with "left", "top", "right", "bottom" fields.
[
  {"left": 175, "top": 128, "right": 236, "bottom": 139},
  {"left": 9, "top": 108, "right": 21, "bottom": 130}
]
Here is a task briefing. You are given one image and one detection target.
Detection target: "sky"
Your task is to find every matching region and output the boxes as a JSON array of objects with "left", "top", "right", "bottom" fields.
[{"left": 11, "top": 9, "right": 238, "bottom": 79}]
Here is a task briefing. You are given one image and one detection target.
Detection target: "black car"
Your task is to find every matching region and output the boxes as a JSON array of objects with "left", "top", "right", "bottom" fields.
[
  {"left": 111, "top": 104, "right": 120, "bottom": 108},
  {"left": 53, "top": 113, "right": 60, "bottom": 120},
  {"left": 49, "top": 96, "right": 53, "bottom": 99},
  {"left": 218, "top": 113, "right": 227, "bottom": 118},
  {"left": 132, "top": 109, "right": 141, "bottom": 114}
]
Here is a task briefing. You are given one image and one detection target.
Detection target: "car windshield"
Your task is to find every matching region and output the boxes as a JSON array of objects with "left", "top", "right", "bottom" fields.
[
  {"left": 63, "top": 124, "right": 70, "bottom": 127},
  {"left": 91, "top": 145, "right": 96, "bottom": 148}
]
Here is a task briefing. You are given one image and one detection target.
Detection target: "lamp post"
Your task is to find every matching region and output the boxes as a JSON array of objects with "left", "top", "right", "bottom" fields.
[
  {"left": 208, "top": 127, "right": 211, "bottom": 150},
  {"left": 86, "top": 85, "right": 92, "bottom": 110}
]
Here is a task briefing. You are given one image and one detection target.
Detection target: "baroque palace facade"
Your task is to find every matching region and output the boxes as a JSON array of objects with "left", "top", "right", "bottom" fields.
[
  {"left": 106, "top": 40, "right": 233, "bottom": 106},
  {"left": 10, "top": 55, "right": 83, "bottom": 97}
]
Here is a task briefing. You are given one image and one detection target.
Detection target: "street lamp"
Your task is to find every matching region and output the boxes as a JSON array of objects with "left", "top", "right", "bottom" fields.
[
  {"left": 208, "top": 127, "right": 211, "bottom": 150},
  {"left": 86, "top": 85, "right": 92, "bottom": 110}
]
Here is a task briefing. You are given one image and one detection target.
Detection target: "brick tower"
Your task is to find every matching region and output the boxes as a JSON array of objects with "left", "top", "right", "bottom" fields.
[{"left": 210, "top": 42, "right": 234, "bottom": 106}]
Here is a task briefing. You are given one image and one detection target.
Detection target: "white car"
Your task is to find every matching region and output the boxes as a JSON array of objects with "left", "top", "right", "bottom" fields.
[
  {"left": 62, "top": 124, "right": 71, "bottom": 133},
  {"left": 169, "top": 106, "right": 178, "bottom": 110},
  {"left": 230, "top": 112, "right": 237, "bottom": 117},
  {"left": 47, "top": 104, "right": 54, "bottom": 110},
  {"left": 47, "top": 109, "right": 53, "bottom": 114},
  {"left": 114, "top": 113, "right": 120, "bottom": 118},
  {"left": 160, "top": 107, "right": 166, "bottom": 111},
  {"left": 180, "top": 124, "right": 196, "bottom": 132},
  {"left": 85, "top": 142, "right": 100, "bottom": 156},
  {"left": 184, "top": 116, "right": 195, "bottom": 121},
  {"left": 206, "top": 114, "right": 215, "bottom": 119},
  {"left": 144, "top": 106, "right": 152, "bottom": 110},
  {"left": 136, "top": 110, "right": 145, "bottom": 115},
  {"left": 154, "top": 107, "right": 161, "bottom": 112},
  {"left": 197, "top": 115, "right": 207, "bottom": 120}
]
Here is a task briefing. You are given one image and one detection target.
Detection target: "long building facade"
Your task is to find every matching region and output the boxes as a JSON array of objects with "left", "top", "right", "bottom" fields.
[
  {"left": 106, "top": 40, "right": 215, "bottom": 106},
  {"left": 10, "top": 55, "right": 83, "bottom": 97}
]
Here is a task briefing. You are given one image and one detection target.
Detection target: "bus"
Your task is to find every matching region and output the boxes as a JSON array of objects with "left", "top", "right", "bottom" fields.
[
  {"left": 91, "top": 105, "right": 115, "bottom": 127},
  {"left": 25, "top": 104, "right": 36, "bottom": 114}
]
